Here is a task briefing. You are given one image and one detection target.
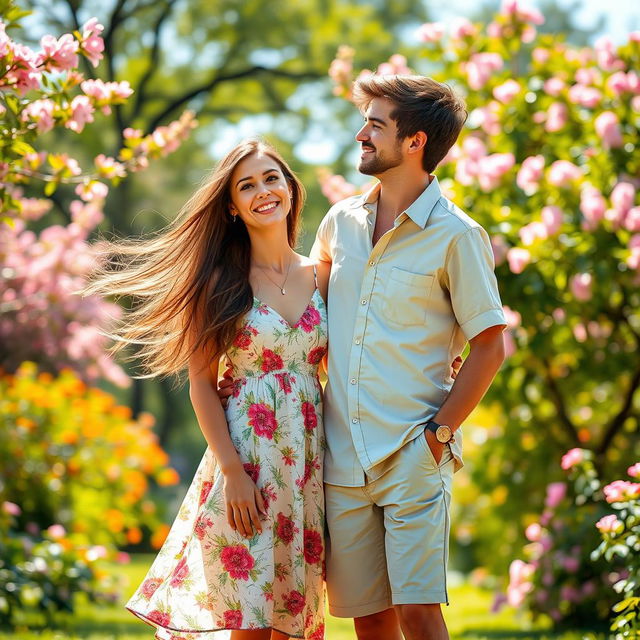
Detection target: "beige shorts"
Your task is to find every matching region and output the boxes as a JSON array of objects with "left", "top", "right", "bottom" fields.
[{"left": 324, "top": 433, "right": 454, "bottom": 618}]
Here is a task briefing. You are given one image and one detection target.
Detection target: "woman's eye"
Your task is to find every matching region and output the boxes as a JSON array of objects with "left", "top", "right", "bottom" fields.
[
  {"left": 266, "top": 175, "right": 278, "bottom": 182},
  {"left": 240, "top": 183, "right": 252, "bottom": 191}
]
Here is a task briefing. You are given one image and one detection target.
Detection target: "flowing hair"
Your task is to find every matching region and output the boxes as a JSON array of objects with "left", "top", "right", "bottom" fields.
[{"left": 86, "top": 138, "right": 305, "bottom": 379}]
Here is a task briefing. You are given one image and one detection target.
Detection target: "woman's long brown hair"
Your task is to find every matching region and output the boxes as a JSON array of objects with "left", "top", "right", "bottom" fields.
[{"left": 86, "top": 139, "right": 305, "bottom": 378}]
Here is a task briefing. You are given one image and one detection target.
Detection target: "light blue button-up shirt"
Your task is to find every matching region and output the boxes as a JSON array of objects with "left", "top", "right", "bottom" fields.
[{"left": 311, "top": 177, "right": 506, "bottom": 487}]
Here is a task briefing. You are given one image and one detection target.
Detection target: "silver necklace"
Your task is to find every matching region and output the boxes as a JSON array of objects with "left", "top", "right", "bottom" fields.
[{"left": 257, "top": 256, "right": 293, "bottom": 295}]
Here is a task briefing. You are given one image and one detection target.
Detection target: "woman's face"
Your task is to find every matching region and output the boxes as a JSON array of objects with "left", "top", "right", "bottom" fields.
[{"left": 230, "top": 152, "right": 292, "bottom": 231}]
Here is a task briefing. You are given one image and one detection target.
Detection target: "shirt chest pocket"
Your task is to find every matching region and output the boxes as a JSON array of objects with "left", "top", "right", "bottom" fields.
[{"left": 381, "top": 267, "right": 435, "bottom": 326}]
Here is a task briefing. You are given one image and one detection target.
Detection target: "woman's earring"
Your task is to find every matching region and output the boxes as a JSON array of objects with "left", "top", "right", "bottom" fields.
[{"left": 230, "top": 208, "right": 237, "bottom": 222}]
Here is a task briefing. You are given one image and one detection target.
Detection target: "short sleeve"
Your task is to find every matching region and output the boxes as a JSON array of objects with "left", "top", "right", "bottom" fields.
[
  {"left": 445, "top": 226, "right": 506, "bottom": 340},
  {"left": 310, "top": 210, "right": 335, "bottom": 263}
]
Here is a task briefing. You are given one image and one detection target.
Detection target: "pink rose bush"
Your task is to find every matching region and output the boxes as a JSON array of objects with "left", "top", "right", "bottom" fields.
[{"left": 501, "top": 448, "right": 629, "bottom": 627}]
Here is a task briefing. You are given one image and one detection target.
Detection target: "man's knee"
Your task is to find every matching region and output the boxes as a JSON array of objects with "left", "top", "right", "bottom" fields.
[
  {"left": 354, "top": 608, "right": 400, "bottom": 640},
  {"left": 395, "top": 603, "right": 447, "bottom": 638}
]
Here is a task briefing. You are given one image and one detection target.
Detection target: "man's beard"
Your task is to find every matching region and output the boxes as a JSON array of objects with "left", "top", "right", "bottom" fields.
[{"left": 358, "top": 145, "right": 403, "bottom": 176}]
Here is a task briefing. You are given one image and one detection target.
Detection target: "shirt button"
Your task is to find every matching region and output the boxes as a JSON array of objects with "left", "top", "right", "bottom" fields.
[
  {"left": 352, "top": 418, "right": 358, "bottom": 424},
  {"left": 350, "top": 378, "right": 356, "bottom": 384},
  {"left": 369, "top": 260, "right": 375, "bottom": 266},
  {"left": 361, "top": 299, "right": 367, "bottom": 305},
  {"left": 355, "top": 339, "right": 361, "bottom": 345}
]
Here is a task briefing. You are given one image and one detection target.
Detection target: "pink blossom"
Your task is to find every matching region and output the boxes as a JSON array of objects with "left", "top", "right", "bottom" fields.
[
  {"left": 603, "top": 480, "right": 640, "bottom": 503},
  {"left": 543, "top": 77, "right": 565, "bottom": 96},
  {"left": 607, "top": 71, "right": 631, "bottom": 95},
  {"left": 627, "top": 463, "right": 640, "bottom": 478},
  {"left": 541, "top": 206, "right": 563, "bottom": 235},
  {"left": 595, "top": 111, "right": 623, "bottom": 148},
  {"left": 628, "top": 235, "right": 640, "bottom": 270},
  {"left": 519, "top": 222, "right": 547, "bottom": 246},
  {"left": 79, "top": 18, "right": 105, "bottom": 67},
  {"left": 561, "top": 447, "right": 585, "bottom": 469},
  {"left": 506, "top": 247, "right": 530, "bottom": 274},
  {"left": 580, "top": 186, "right": 607, "bottom": 230},
  {"left": 532, "top": 47, "right": 550, "bottom": 64},
  {"left": 493, "top": 79, "right": 520, "bottom": 104},
  {"left": 502, "top": 305, "right": 521, "bottom": 329},
  {"left": 319, "top": 172, "right": 359, "bottom": 205},
  {"left": 516, "top": 155, "right": 544, "bottom": 194},
  {"left": 624, "top": 207, "right": 640, "bottom": 232},
  {"left": 525, "top": 523, "right": 543, "bottom": 542},
  {"left": 611, "top": 182, "right": 635, "bottom": 215},
  {"left": 462, "top": 136, "right": 487, "bottom": 160},
  {"left": 545, "top": 102, "right": 568, "bottom": 132},
  {"left": 22, "top": 99, "right": 55, "bottom": 133},
  {"left": 569, "top": 273, "right": 592, "bottom": 302},
  {"left": 36, "top": 33, "right": 78, "bottom": 71},
  {"left": 575, "top": 67, "right": 600, "bottom": 86},
  {"left": 47, "top": 524, "right": 66, "bottom": 539},
  {"left": 450, "top": 17, "right": 477, "bottom": 40},
  {"left": 94, "top": 154, "right": 126, "bottom": 179},
  {"left": 417, "top": 22, "right": 444, "bottom": 43},
  {"left": 596, "top": 514, "right": 624, "bottom": 534},
  {"left": 547, "top": 160, "right": 582, "bottom": 187},
  {"left": 545, "top": 482, "right": 566, "bottom": 509},
  {"left": 507, "top": 559, "right": 535, "bottom": 608},
  {"left": 491, "top": 234, "right": 508, "bottom": 266},
  {"left": 70, "top": 200, "right": 104, "bottom": 231},
  {"left": 487, "top": 22, "right": 503, "bottom": 39},
  {"left": 75, "top": 181, "right": 109, "bottom": 202},
  {"left": 633, "top": 96, "right": 640, "bottom": 113},
  {"left": 5, "top": 43, "right": 41, "bottom": 95},
  {"left": 594, "top": 36, "right": 625, "bottom": 71},
  {"left": 465, "top": 52, "right": 503, "bottom": 90},
  {"left": 66, "top": 95, "right": 94, "bottom": 133},
  {"left": 2, "top": 501, "right": 21, "bottom": 516},
  {"left": 477, "top": 153, "right": 515, "bottom": 191},
  {"left": 475, "top": 101, "right": 501, "bottom": 135},
  {"left": 567, "top": 84, "right": 602, "bottom": 108},
  {"left": 560, "top": 585, "right": 580, "bottom": 602}
]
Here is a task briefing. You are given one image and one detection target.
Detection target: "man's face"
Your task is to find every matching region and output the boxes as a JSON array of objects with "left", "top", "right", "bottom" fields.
[{"left": 355, "top": 97, "right": 404, "bottom": 176}]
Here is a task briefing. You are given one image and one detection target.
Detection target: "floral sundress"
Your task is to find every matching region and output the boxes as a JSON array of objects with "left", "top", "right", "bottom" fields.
[{"left": 127, "top": 285, "right": 328, "bottom": 639}]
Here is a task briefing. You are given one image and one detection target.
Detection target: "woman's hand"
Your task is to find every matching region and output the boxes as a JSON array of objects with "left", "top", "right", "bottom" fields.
[
  {"left": 451, "top": 355, "right": 463, "bottom": 379},
  {"left": 222, "top": 466, "right": 266, "bottom": 538},
  {"left": 217, "top": 366, "right": 235, "bottom": 409}
]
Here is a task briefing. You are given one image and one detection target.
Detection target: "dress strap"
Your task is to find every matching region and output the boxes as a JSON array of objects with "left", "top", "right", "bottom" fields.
[{"left": 312, "top": 264, "right": 318, "bottom": 288}]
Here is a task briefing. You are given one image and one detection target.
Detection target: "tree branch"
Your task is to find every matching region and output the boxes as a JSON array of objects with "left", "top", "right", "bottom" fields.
[
  {"left": 131, "top": 0, "right": 178, "bottom": 121},
  {"left": 145, "top": 66, "right": 322, "bottom": 132},
  {"left": 540, "top": 357, "right": 581, "bottom": 446}
]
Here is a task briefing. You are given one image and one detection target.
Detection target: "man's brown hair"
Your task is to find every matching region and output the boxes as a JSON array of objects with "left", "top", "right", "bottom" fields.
[{"left": 353, "top": 75, "right": 468, "bottom": 174}]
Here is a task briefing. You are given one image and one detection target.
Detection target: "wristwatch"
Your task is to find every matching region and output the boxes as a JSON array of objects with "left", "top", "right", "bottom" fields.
[{"left": 425, "top": 420, "right": 455, "bottom": 444}]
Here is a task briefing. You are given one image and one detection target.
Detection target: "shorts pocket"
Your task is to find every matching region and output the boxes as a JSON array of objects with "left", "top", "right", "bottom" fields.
[
  {"left": 382, "top": 268, "right": 434, "bottom": 326},
  {"left": 418, "top": 431, "right": 452, "bottom": 469}
]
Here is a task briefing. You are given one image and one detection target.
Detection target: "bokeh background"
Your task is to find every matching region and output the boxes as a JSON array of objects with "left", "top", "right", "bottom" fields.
[{"left": 1, "top": 0, "right": 640, "bottom": 637}]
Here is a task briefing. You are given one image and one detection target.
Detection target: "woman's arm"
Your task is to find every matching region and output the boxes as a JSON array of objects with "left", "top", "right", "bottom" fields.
[{"left": 188, "top": 347, "right": 265, "bottom": 538}]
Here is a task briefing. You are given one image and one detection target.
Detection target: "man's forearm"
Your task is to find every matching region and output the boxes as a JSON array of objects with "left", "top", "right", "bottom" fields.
[{"left": 433, "top": 328, "right": 505, "bottom": 431}]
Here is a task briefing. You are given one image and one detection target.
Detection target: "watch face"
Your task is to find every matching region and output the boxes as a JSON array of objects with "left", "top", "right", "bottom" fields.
[{"left": 435, "top": 425, "right": 452, "bottom": 443}]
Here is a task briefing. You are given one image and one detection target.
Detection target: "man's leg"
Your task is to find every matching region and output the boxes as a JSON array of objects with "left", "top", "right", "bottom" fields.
[
  {"left": 395, "top": 603, "right": 448, "bottom": 640},
  {"left": 354, "top": 607, "right": 403, "bottom": 640}
]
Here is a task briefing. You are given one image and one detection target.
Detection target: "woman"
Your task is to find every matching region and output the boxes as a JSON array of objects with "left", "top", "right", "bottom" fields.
[{"left": 88, "top": 139, "right": 328, "bottom": 639}]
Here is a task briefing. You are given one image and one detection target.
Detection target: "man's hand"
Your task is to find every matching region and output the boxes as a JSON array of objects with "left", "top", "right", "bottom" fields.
[
  {"left": 217, "top": 366, "right": 235, "bottom": 409},
  {"left": 424, "top": 427, "right": 445, "bottom": 465}
]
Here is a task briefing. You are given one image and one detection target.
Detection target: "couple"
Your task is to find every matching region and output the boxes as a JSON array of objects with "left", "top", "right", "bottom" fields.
[{"left": 107, "top": 74, "right": 506, "bottom": 640}]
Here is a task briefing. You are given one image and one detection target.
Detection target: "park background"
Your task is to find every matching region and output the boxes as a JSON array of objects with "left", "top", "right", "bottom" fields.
[{"left": 1, "top": 0, "right": 640, "bottom": 637}]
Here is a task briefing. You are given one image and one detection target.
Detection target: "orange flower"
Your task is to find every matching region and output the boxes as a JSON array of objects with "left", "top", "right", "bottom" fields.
[
  {"left": 126, "top": 526, "right": 143, "bottom": 544},
  {"left": 106, "top": 509, "right": 125, "bottom": 533},
  {"left": 157, "top": 468, "right": 180, "bottom": 486},
  {"left": 151, "top": 523, "right": 170, "bottom": 549}
]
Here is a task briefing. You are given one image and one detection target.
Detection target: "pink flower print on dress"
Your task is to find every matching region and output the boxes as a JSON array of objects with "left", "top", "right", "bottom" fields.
[
  {"left": 296, "top": 456, "right": 321, "bottom": 489},
  {"left": 281, "top": 446, "right": 296, "bottom": 466},
  {"left": 260, "top": 348, "right": 284, "bottom": 373},
  {"left": 140, "top": 577, "right": 163, "bottom": 599},
  {"left": 169, "top": 556, "right": 189, "bottom": 587},
  {"left": 284, "top": 590, "right": 306, "bottom": 616},
  {"left": 243, "top": 462, "right": 260, "bottom": 483},
  {"left": 303, "top": 529, "right": 323, "bottom": 565},
  {"left": 233, "top": 324, "right": 258, "bottom": 350},
  {"left": 274, "top": 372, "right": 293, "bottom": 393},
  {"left": 220, "top": 545, "right": 255, "bottom": 580},
  {"left": 248, "top": 403, "right": 278, "bottom": 439},
  {"left": 307, "top": 346, "right": 327, "bottom": 365},
  {"left": 301, "top": 402, "right": 318, "bottom": 432},
  {"left": 148, "top": 609, "right": 171, "bottom": 626},
  {"left": 310, "top": 623, "right": 325, "bottom": 639},
  {"left": 296, "top": 306, "right": 322, "bottom": 333},
  {"left": 193, "top": 513, "right": 214, "bottom": 540},
  {"left": 261, "top": 482, "right": 277, "bottom": 511},
  {"left": 276, "top": 512, "right": 299, "bottom": 544},
  {"left": 222, "top": 609, "right": 243, "bottom": 629},
  {"left": 199, "top": 481, "right": 213, "bottom": 507}
]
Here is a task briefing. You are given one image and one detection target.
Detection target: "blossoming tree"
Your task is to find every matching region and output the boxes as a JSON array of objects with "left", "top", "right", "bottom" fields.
[{"left": 324, "top": 0, "right": 640, "bottom": 611}]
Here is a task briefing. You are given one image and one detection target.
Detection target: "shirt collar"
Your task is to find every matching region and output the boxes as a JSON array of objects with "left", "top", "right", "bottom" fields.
[{"left": 359, "top": 176, "right": 441, "bottom": 229}]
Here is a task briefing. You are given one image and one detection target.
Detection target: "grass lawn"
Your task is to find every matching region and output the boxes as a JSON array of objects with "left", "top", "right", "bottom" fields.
[{"left": 1, "top": 555, "right": 604, "bottom": 639}]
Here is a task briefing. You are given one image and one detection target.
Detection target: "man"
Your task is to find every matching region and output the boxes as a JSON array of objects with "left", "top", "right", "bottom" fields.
[{"left": 310, "top": 75, "right": 506, "bottom": 640}]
